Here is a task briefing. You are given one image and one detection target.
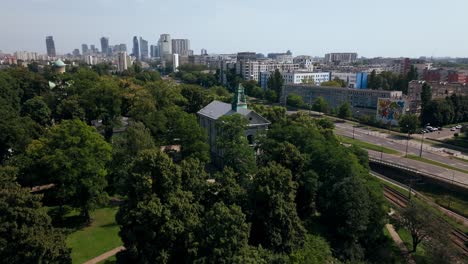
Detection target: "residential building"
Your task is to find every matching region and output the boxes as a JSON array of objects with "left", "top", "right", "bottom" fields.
[
  {"left": 236, "top": 52, "right": 256, "bottom": 61},
  {"left": 132, "top": 36, "right": 140, "bottom": 60},
  {"left": 260, "top": 71, "right": 330, "bottom": 89},
  {"left": 14, "top": 51, "right": 38, "bottom": 61},
  {"left": 236, "top": 60, "right": 300, "bottom": 81},
  {"left": 84, "top": 55, "right": 95, "bottom": 65},
  {"left": 293, "top": 55, "right": 314, "bottom": 71},
  {"left": 100, "top": 37, "right": 109, "bottom": 56},
  {"left": 172, "top": 39, "right": 190, "bottom": 56},
  {"left": 197, "top": 84, "right": 270, "bottom": 164},
  {"left": 324, "top": 52, "right": 357, "bottom": 64},
  {"left": 139, "top": 37, "right": 149, "bottom": 60},
  {"left": 447, "top": 70, "right": 468, "bottom": 84},
  {"left": 45, "top": 36, "right": 56, "bottom": 57}
]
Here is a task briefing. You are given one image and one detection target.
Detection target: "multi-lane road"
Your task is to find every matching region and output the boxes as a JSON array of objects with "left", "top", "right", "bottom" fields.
[{"left": 334, "top": 122, "right": 468, "bottom": 187}]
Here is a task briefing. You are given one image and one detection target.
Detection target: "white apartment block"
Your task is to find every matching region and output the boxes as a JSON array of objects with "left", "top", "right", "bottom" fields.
[
  {"left": 236, "top": 60, "right": 300, "bottom": 81},
  {"left": 14, "top": 51, "right": 38, "bottom": 61},
  {"left": 260, "top": 71, "right": 330, "bottom": 89}
]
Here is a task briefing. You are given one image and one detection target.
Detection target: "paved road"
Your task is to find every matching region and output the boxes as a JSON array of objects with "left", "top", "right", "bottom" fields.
[{"left": 334, "top": 122, "right": 468, "bottom": 187}]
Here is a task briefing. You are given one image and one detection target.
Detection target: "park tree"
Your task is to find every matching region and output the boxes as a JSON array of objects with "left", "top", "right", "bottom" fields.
[
  {"left": 25, "top": 119, "right": 111, "bottom": 221},
  {"left": 321, "top": 78, "right": 346, "bottom": 87},
  {"left": 337, "top": 102, "right": 352, "bottom": 118},
  {"left": 195, "top": 202, "right": 251, "bottom": 263},
  {"left": 399, "top": 114, "right": 419, "bottom": 134},
  {"left": 267, "top": 69, "right": 284, "bottom": 102},
  {"left": 397, "top": 201, "right": 441, "bottom": 253},
  {"left": 180, "top": 84, "right": 209, "bottom": 113},
  {"left": 0, "top": 166, "right": 71, "bottom": 263},
  {"left": 248, "top": 162, "right": 306, "bottom": 253},
  {"left": 109, "top": 122, "right": 155, "bottom": 194},
  {"left": 216, "top": 114, "right": 256, "bottom": 174},
  {"left": 55, "top": 95, "right": 86, "bottom": 121},
  {"left": 312, "top": 96, "right": 329, "bottom": 113},
  {"left": 81, "top": 78, "right": 122, "bottom": 140},
  {"left": 21, "top": 96, "right": 52, "bottom": 126},
  {"left": 420, "top": 82, "right": 432, "bottom": 110},
  {"left": 117, "top": 190, "right": 202, "bottom": 264},
  {"left": 250, "top": 105, "right": 286, "bottom": 124},
  {"left": 289, "top": 235, "right": 334, "bottom": 264}
]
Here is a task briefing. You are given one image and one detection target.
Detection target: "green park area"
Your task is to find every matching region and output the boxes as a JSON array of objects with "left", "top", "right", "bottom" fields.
[{"left": 66, "top": 207, "right": 121, "bottom": 264}]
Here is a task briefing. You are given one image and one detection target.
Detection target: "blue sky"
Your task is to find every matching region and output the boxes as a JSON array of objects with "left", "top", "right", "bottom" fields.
[{"left": 1, "top": 0, "right": 467, "bottom": 57}]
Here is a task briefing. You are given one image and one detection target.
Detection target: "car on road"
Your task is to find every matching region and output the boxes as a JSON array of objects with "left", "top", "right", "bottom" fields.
[
  {"left": 455, "top": 125, "right": 462, "bottom": 129},
  {"left": 451, "top": 127, "right": 456, "bottom": 131}
]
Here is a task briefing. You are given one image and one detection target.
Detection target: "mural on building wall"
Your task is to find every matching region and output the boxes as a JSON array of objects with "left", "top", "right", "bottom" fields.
[{"left": 376, "top": 98, "right": 406, "bottom": 125}]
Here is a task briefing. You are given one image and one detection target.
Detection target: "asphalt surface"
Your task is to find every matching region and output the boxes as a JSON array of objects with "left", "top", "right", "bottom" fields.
[{"left": 334, "top": 122, "right": 468, "bottom": 187}]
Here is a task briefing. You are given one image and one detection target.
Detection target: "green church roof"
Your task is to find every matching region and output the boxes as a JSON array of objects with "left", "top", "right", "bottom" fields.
[{"left": 54, "top": 59, "right": 66, "bottom": 67}]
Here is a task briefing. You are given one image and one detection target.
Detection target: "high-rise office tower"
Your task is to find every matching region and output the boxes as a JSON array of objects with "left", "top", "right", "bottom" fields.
[
  {"left": 171, "top": 39, "right": 190, "bottom": 56},
  {"left": 150, "top": 45, "right": 159, "bottom": 58},
  {"left": 132, "top": 36, "right": 140, "bottom": 60},
  {"left": 173, "top": 53, "right": 179, "bottom": 72},
  {"left": 158, "top": 34, "right": 172, "bottom": 60},
  {"left": 90, "top": 45, "right": 97, "bottom": 53},
  {"left": 100, "top": 37, "right": 109, "bottom": 56},
  {"left": 201, "top": 48, "right": 207, "bottom": 55},
  {"left": 72, "top": 49, "right": 80, "bottom": 56},
  {"left": 118, "top": 52, "right": 129, "bottom": 72},
  {"left": 119, "top": 44, "right": 127, "bottom": 52},
  {"left": 45, "top": 36, "right": 56, "bottom": 57},
  {"left": 82, "top": 44, "right": 89, "bottom": 55},
  {"left": 139, "top": 37, "right": 149, "bottom": 60}
]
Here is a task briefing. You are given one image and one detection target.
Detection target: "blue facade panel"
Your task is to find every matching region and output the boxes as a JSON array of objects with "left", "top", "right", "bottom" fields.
[{"left": 356, "top": 72, "right": 368, "bottom": 89}]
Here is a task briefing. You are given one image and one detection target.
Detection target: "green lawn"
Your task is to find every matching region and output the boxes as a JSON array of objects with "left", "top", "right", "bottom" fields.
[
  {"left": 406, "top": 154, "right": 468, "bottom": 174},
  {"left": 396, "top": 228, "right": 428, "bottom": 263},
  {"left": 338, "top": 136, "right": 401, "bottom": 155},
  {"left": 67, "top": 207, "right": 121, "bottom": 264}
]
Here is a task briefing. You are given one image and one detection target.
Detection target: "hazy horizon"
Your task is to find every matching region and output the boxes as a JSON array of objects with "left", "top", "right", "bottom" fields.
[{"left": 1, "top": 0, "right": 467, "bottom": 58}]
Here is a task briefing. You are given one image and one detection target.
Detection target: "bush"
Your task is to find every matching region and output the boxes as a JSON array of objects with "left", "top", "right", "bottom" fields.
[
  {"left": 287, "top": 93, "right": 304, "bottom": 108},
  {"left": 454, "top": 133, "right": 459, "bottom": 137}
]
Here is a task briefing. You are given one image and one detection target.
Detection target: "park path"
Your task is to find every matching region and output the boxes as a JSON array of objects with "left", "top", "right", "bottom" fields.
[
  {"left": 385, "top": 224, "right": 416, "bottom": 264},
  {"left": 83, "top": 246, "right": 125, "bottom": 264}
]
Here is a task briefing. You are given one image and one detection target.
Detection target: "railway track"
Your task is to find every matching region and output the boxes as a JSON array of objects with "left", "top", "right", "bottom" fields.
[{"left": 382, "top": 184, "right": 468, "bottom": 257}]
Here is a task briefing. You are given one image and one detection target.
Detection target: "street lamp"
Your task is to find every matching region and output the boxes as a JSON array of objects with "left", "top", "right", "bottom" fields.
[
  {"left": 419, "top": 123, "right": 430, "bottom": 157},
  {"left": 405, "top": 125, "right": 410, "bottom": 157},
  {"left": 353, "top": 110, "right": 360, "bottom": 139}
]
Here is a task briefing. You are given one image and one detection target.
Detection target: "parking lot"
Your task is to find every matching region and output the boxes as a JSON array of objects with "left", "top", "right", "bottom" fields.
[{"left": 423, "top": 125, "right": 463, "bottom": 140}]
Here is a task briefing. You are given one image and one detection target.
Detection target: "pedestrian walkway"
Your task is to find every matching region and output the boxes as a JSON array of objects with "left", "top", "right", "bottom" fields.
[
  {"left": 83, "top": 246, "right": 125, "bottom": 264},
  {"left": 385, "top": 224, "right": 416, "bottom": 264}
]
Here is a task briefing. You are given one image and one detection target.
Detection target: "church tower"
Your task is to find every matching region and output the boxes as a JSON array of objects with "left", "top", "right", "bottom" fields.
[{"left": 232, "top": 83, "right": 248, "bottom": 111}]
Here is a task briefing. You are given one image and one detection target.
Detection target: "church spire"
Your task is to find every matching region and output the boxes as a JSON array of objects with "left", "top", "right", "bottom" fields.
[{"left": 232, "top": 83, "right": 248, "bottom": 111}]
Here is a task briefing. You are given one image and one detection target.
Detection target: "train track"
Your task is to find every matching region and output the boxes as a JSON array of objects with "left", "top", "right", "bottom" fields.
[
  {"left": 383, "top": 184, "right": 468, "bottom": 257},
  {"left": 383, "top": 185, "right": 408, "bottom": 208}
]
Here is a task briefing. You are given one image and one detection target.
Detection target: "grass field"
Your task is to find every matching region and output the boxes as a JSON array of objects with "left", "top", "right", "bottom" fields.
[
  {"left": 338, "top": 136, "right": 401, "bottom": 155},
  {"left": 396, "top": 227, "right": 428, "bottom": 263},
  {"left": 406, "top": 154, "right": 468, "bottom": 174},
  {"left": 67, "top": 207, "right": 121, "bottom": 264}
]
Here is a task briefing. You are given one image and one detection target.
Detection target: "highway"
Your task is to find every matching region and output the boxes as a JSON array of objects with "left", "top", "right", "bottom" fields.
[{"left": 334, "top": 122, "right": 468, "bottom": 187}]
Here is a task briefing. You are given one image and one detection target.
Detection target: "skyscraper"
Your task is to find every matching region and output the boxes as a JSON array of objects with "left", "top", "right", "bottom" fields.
[
  {"left": 158, "top": 34, "right": 172, "bottom": 60},
  {"left": 118, "top": 52, "right": 130, "bottom": 72},
  {"left": 100, "top": 37, "right": 109, "bottom": 56},
  {"left": 132, "top": 36, "right": 140, "bottom": 60},
  {"left": 45, "top": 36, "right": 56, "bottom": 57},
  {"left": 139, "top": 37, "right": 149, "bottom": 60},
  {"left": 201, "top": 48, "right": 207, "bottom": 55},
  {"left": 172, "top": 39, "right": 190, "bottom": 56},
  {"left": 82, "top": 44, "right": 89, "bottom": 55}
]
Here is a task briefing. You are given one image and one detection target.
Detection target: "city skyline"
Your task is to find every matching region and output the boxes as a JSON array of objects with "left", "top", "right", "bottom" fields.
[{"left": 1, "top": 0, "right": 468, "bottom": 57}]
